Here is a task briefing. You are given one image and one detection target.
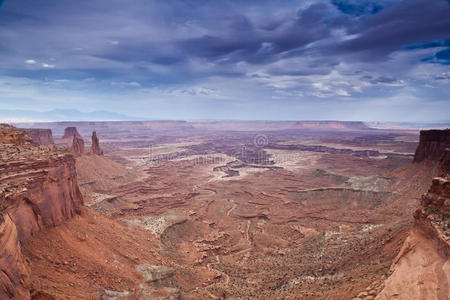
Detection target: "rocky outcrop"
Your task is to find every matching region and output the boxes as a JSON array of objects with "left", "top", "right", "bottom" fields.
[
  {"left": 377, "top": 149, "right": 450, "bottom": 300},
  {"left": 0, "top": 213, "right": 31, "bottom": 299},
  {"left": 439, "top": 148, "right": 450, "bottom": 178},
  {"left": 0, "top": 124, "right": 32, "bottom": 145},
  {"left": 413, "top": 129, "right": 450, "bottom": 162},
  {"left": 23, "top": 129, "right": 54, "bottom": 146},
  {"left": 376, "top": 228, "right": 449, "bottom": 300},
  {"left": 89, "top": 131, "right": 103, "bottom": 155},
  {"left": 0, "top": 126, "right": 83, "bottom": 299},
  {"left": 70, "top": 135, "right": 85, "bottom": 157},
  {"left": 413, "top": 148, "right": 450, "bottom": 255},
  {"left": 62, "top": 126, "right": 81, "bottom": 140}
]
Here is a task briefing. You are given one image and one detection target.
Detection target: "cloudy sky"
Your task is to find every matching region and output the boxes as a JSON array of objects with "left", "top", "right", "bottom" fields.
[{"left": 0, "top": 0, "right": 449, "bottom": 121}]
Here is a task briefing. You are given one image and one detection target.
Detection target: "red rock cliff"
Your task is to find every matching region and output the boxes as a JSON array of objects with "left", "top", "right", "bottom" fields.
[
  {"left": 62, "top": 126, "right": 81, "bottom": 140},
  {"left": 23, "top": 129, "right": 54, "bottom": 146},
  {"left": 89, "top": 131, "right": 103, "bottom": 155},
  {"left": 414, "top": 148, "right": 450, "bottom": 255},
  {"left": 70, "top": 135, "right": 85, "bottom": 156},
  {"left": 377, "top": 148, "right": 449, "bottom": 299},
  {"left": 0, "top": 124, "right": 32, "bottom": 145},
  {"left": 0, "top": 127, "right": 83, "bottom": 299},
  {"left": 413, "top": 129, "right": 450, "bottom": 162}
]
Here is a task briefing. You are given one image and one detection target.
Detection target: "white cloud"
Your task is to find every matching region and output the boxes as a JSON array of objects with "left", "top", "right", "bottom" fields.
[
  {"left": 312, "top": 79, "right": 352, "bottom": 97},
  {"left": 42, "top": 63, "right": 55, "bottom": 68},
  {"left": 111, "top": 81, "right": 141, "bottom": 87},
  {"left": 435, "top": 72, "right": 450, "bottom": 80},
  {"left": 170, "top": 87, "right": 219, "bottom": 97},
  {"left": 24, "top": 59, "right": 36, "bottom": 64},
  {"left": 335, "top": 89, "right": 351, "bottom": 97}
]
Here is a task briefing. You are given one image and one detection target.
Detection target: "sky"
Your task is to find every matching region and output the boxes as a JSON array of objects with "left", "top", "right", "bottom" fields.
[{"left": 0, "top": 0, "right": 449, "bottom": 122}]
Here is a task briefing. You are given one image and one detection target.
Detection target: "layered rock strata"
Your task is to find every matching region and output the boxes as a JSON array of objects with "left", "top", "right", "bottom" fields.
[
  {"left": 23, "top": 129, "right": 54, "bottom": 146},
  {"left": 62, "top": 126, "right": 82, "bottom": 140},
  {"left": 0, "top": 124, "right": 32, "bottom": 145},
  {"left": 377, "top": 149, "right": 449, "bottom": 299},
  {"left": 413, "top": 129, "right": 450, "bottom": 162},
  {"left": 0, "top": 126, "right": 83, "bottom": 299},
  {"left": 70, "top": 135, "right": 85, "bottom": 156},
  {"left": 414, "top": 149, "right": 450, "bottom": 255}
]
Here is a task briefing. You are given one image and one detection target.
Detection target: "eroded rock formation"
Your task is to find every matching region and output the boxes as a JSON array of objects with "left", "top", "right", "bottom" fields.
[
  {"left": 413, "top": 129, "right": 450, "bottom": 162},
  {"left": 70, "top": 135, "right": 85, "bottom": 156},
  {"left": 414, "top": 148, "right": 450, "bottom": 255},
  {"left": 0, "top": 124, "right": 32, "bottom": 145},
  {"left": 0, "top": 126, "right": 83, "bottom": 299},
  {"left": 24, "top": 129, "right": 54, "bottom": 146},
  {"left": 90, "top": 131, "right": 103, "bottom": 155},
  {"left": 0, "top": 213, "right": 31, "bottom": 299},
  {"left": 377, "top": 149, "right": 450, "bottom": 299},
  {"left": 62, "top": 126, "right": 81, "bottom": 140}
]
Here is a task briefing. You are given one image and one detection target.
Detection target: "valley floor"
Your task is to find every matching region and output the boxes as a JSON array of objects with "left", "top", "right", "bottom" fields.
[{"left": 21, "top": 126, "right": 441, "bottom": 299}]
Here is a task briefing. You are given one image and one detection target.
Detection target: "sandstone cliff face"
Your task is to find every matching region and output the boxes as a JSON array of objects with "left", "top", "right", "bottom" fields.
[
  {"left": 89, "top": 131, "right": 103, "bottom": 155},
  {"left": 70, "top": 135, "right": 85, "bottom": 156},
  {"left": 23, "top": 129, "right": 54, "bottom": 146},
  {"left": 377, "top": 148, "right": 450, "bottom": 300},
  {"left": 413, "top": 129, "right": 450, "bottom": 162},
  {"left": 414, "top": 149, "right": 450, "bottom": 255},
  {"left": 376, "top": 228, "right": 449, "bottom": 300},
  {"left": 439, "top": 149, "right": 450, "bottom": 180},
  {"left": 0, "top": 127, "right": 83, "bottom": 299},
  {"left": 0, "top": 124, "right": 32, "bottom": 145},
  {"left": 0, "top": 213, "right": 31, "bottom": 299},
  {"left": 62, "top": 126, "right": 81, "bottom": 140}
]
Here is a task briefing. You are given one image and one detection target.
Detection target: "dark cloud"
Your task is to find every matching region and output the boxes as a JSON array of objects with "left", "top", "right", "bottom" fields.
[
  {"left": 332, "top": 0, "right": 386, "bottom": 16},
  {"left": 175, "top": 2, "right": 331, "bottom": 66},
  {"left": 96, "top": 41, "right": 185, "bottom": 65},
  {"left": 2, "top": 0, "right": 447, "bottom": 79},
  {"left": 331, "top": 0, "right": 450, "bottom": 60},
  {"left": 436, "top": 48, "right": 450, "bottom": 61},
  {"left": 0, "top": 10, "right": 36, "bottom": 26},
  {"left": 405, "top": 39, "right": 450, "bottom": 50},
  {"left": 361, "top": 75, "right": 403, "bottom": 84},
  {"left": 420, "top": 44, "right": 450, "bottom": 66},
  {"left": 297, "top": 3, "right": 330, "bottom": 25},
  {"left": 0, "top": 0, "right": 449, "bottom": 122}
]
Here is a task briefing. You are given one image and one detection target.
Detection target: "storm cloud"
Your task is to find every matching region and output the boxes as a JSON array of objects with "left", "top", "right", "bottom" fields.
[{"left": 0, "top": 0, "right": 449, "bottom": 121}]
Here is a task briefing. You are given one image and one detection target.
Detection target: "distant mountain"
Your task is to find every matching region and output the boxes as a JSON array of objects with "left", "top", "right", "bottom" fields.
[{"left": 0, "top": 109, "right": 138, "bottom": 122}]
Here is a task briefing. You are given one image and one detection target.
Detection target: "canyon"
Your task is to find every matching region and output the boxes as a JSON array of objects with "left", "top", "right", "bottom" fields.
[
  {"left": 0, "top": 124, "right": 83, "bottom": 299},
  {"left": 0, "top": 122, "right": 448, "bottom": 299},
  {"left": 377, "top": 145, "right": 450, "bottom": 299}
]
